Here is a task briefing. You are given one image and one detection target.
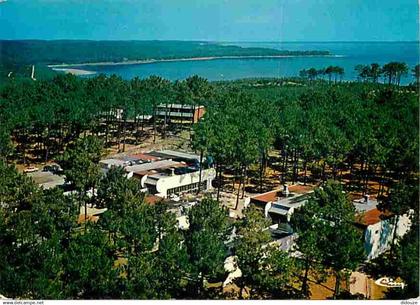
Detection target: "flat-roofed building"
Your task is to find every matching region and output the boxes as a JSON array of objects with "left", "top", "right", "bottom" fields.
[
  {"left": 99, "top": 159, "right": 130, "bottom": 169},
  {"left": 250, "top": 184, "right": 315, "bottom": 215},
  {"left": 100, "top": 149, "right": 215, "bottom": 198},
  {"left": 26, "top": 171, "right": 65, "bottom": 190},
  {"left": 156, "top": 103, "right": 205, "bottom": 124},
  {"left": 125, "top": 159, "right": 181, "bottom": 175},
  {"left": 148, "top": 167, "right": 215, "bottom": 198},
  {"left": 125, "top": 158, "right": 215, "bottom": 198},
  {"left": 147, "top": 150, "right": 200, "bottom": 164}
]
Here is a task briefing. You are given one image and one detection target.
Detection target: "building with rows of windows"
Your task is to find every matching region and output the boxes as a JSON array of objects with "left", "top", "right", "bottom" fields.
[
  {"left": 99, "top": 149, "right": 215, "bottom": 198},
  {"left": 156, "top": 103, "right": 205, "bottom": 124}
]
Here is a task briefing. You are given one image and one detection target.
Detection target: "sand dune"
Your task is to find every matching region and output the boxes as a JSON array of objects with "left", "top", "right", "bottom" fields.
[{"left": 52, "top": 68, "right": 96, "bottom": 76}]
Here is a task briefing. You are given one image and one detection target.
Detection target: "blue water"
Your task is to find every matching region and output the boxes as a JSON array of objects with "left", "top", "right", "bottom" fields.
[{"left": 78, "top": 41, "right": 419, "bottom": 84}]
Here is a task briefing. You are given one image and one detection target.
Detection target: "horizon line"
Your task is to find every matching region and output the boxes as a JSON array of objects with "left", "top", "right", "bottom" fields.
[{"left": 0, "top": 38, "right": 418, "bottom": 43}]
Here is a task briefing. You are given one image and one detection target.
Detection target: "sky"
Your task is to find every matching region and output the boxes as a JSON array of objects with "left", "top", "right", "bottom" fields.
[{"left": 0, "top": 0, "right": 418, "bottom": 41}]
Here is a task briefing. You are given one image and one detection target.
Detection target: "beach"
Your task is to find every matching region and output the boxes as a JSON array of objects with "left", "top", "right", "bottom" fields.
[{"left": 52, "top": 68, "right": 96, "bottom": 76}]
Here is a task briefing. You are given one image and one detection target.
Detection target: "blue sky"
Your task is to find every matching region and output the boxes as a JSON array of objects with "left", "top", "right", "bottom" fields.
[{"left": 0, "top": 0, "right": 418, "bottom": 41}]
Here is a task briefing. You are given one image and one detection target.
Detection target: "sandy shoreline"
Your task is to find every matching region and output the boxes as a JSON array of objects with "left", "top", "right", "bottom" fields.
[
  {"left": 52, "top": 68, "right": 97, "bottom": 75},
  {"left": 48, "top": 54, "right": 343, "bottom": 68}
]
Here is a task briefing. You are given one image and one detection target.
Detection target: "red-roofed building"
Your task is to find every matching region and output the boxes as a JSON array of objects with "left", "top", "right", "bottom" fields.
[
  {"left": 251, "top": 190, "right": 282, "bottom": 207},
  {"left": 355, "top": 207, "right": 413, "bottom": 260},
  {"left": 249, "top": 184, "right": 315, "bottom": 231},
  {"left": 250, "top": 184, "right": 413, "bottom": 261},
  {"left": 355, "top": 208, "right": 391, "bottom": 227},
  {"left": 250, "top": 184, "right": 316, "bottom": 206},
  {"left": 289, "top": 184, "right": 316, "bottom": 194}
]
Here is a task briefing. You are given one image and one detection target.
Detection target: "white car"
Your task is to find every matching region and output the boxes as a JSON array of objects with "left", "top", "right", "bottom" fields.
[
  {"left": 23, "top": 166, "right": 39, "bottom": 173},
  {"left": 170, "top": 194, "right": 180, "bottom": 202}
]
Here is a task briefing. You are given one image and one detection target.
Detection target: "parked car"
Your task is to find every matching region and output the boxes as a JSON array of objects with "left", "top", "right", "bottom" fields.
[
  {"left": 169, "top": 194, "right": 181, "bottom": 202},
  {"left": 23, "top": 166, "right": 39, "bottom": 173},
  {"left": 43, "top": 164, "right": 63, "bottom": 174}
]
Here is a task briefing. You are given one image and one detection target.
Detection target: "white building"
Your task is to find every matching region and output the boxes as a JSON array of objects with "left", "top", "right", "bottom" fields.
[
  {"left": 354, "top": 198, "right": 413, "bottom": 260},
  {"left": 251, "top": 185, "right": 413, "bottom": 261},
  {"left": 249, "top": 184, "right": 315, "bottom": 227},
  {"left": 264, "top": 193, "right": 311, "bottom": 223},
  {"left": 126, "top": 161, "right": 216, "bottom": 198},
  {"left": 99, "top": 150, "right": 216, "bottom": 198}
]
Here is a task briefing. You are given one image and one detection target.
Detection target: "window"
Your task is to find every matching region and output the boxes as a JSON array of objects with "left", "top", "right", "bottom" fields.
[{"left": 167, "top": 181, "right": 208, "bottom": 196}]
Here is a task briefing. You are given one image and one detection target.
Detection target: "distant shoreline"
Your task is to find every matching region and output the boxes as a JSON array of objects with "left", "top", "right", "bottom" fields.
[{"left": 48, "top": 54, "right": 344, "bottom": 69}]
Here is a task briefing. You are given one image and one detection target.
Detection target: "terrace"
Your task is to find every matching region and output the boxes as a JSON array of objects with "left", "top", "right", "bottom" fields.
[{"left": 26, "top": 170, "right": 65, "bottom": 190}]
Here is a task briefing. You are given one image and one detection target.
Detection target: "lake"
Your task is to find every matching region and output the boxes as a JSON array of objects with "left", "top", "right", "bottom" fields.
[{"left": 77, "top": 41, "right": 419, "bottom": 84}]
